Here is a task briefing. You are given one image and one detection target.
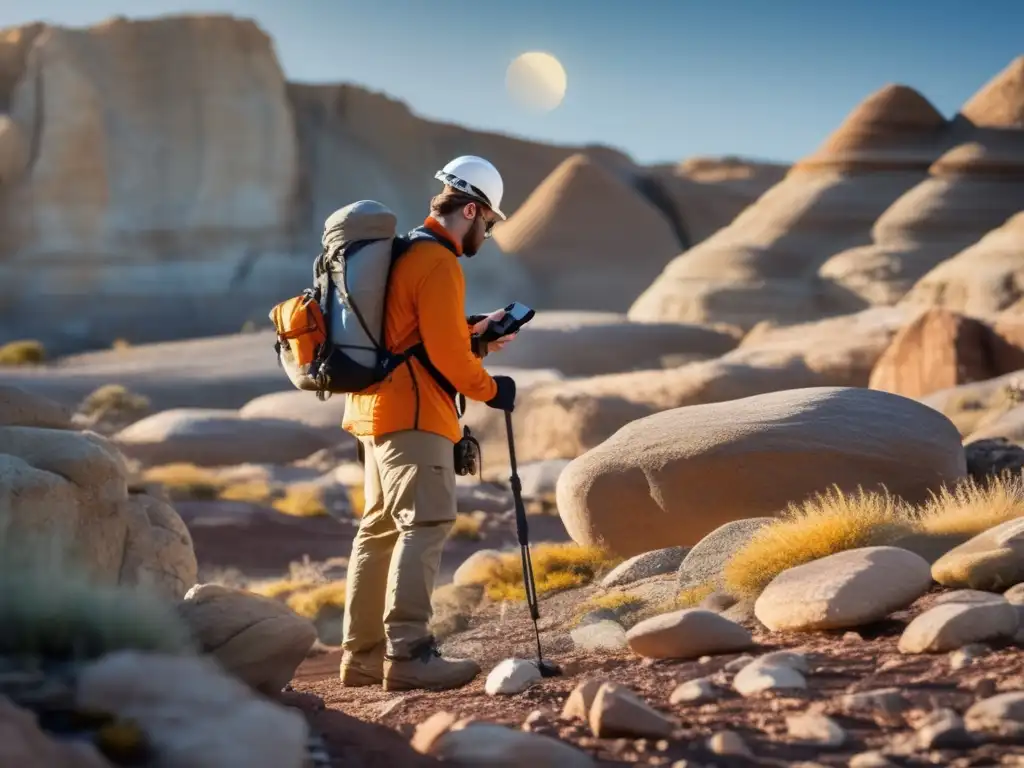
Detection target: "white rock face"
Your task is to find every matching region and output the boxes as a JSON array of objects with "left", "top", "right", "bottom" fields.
[
  {"left": 625, "top": 609, "right": 754, "bottom": 660},
  {"left": 484, "top": 658, "right": 542, "bottom": 696},
  {"left": 754, "top": 546, "right": 934, "bottom": 631},
  {"left": 898, "top": 600, "right": 1019, "bottom": 653}
]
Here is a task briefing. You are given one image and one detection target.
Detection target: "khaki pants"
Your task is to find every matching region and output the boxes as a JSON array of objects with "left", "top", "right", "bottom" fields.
[{"left": 342, "top": 429, "right": 456, "bottom": 658}]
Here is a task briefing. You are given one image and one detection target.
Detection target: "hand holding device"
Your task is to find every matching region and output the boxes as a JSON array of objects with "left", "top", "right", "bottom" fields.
[{"left": 471, "top": 302, "right": 534, "bottom": 357}]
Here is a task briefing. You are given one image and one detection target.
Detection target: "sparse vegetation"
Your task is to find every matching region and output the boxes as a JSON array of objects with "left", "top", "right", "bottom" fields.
[
  {"left": 448, "top": 512, "right": 486, "bottom": 541},
  {"left": 0, "top": 535, "right": 194, "bottom": 660},
  {"left": 141, "top": 463, "right": 223, "bottom": 500},
  {"left": 77, "top": 383, "right": 150, "bottom": 425},
  {"left": 674, "top": 582, "right": 718, "bottom": 609},
  {"left": 914, "top": 472, "right": 1024, "bottom": 536},
  {"left": 723, "top": 486, "right": 916, "bottom": 599},
  {"left": 285, "top": 580, "right": 347, "bottom": 620},
  {"left": 0, "top": 339, "right": 46, "bottom": 366},
  {"left": 456, "top": 542, "right": 623, "bottom": 603},
  {"left": 570, "top": 590, "right": 646, "bottom": 627},
  {"left": 272, "top": 485, "right": 330, "bottom": 518}
]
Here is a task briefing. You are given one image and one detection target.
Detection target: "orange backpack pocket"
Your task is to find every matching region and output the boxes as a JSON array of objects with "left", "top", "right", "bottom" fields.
[{"left": 270, "top": 293, "right": 327, "bottom": 367}]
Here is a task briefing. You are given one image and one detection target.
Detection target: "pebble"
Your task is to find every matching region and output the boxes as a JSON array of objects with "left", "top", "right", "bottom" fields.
[
  {"left": 839, "top": 687, "right": 910, "bottom": 717},
  {"left": 733, "top": 659, "right": 807, "bottom": 696},
  {"left": 723, "top": 654, "right": 756, "bottom": 672},
  {"left": 964, "top": 691, "right": 1024, "bottom": 738},
  {"left": 848, "top": 752, "right": 898, "bottom": 768},
  {"left": 786, "top": 713, "right": 846, "bottom": 747},
  {"left": 915, "top": 708, "right": 975, "bottom": 750},
  {"left": 950, "top": 643, "right": 991, "bottom": 670},
  {"left": 707, "top": 730, "right": 752, "bottom": 758},
  {"left": 485, "top": 658, "right": 541, "bottom": 696},
  {"left": 669, "top": 678, "right": 720, "bottom": 705}
]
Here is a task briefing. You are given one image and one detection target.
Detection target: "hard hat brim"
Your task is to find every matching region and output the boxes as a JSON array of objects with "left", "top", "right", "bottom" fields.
[{"left": 434, "top": 170, "right": 507, "bottom": 220}]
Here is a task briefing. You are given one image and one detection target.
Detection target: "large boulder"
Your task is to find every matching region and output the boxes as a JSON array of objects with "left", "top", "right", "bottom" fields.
[
  {"left": 869, "top": 308, "right": 1024, "bottom": 398},
  {"left": 484, "top": 311, "right": 738, "bottom": 377},
  {"left": 0, "top": 384, "right": 72, "bottom": 429},
  {"left": 917, "top": 369, "right": 1024, "bottom": 437},
  {"left": 0, "top": 388, "right": 197, "bottom": 598},
  {"left": 556, "top": 387, "right": 967, "bottom": 556},
  {"left": 176, "top": 583, "right": 317, "bottom": 694},
  {"left": 629, "top": 85, "right": 953, "bottom": 330},
  {"left": 113, "top": 408, "right": 339, "bottom": 467}
]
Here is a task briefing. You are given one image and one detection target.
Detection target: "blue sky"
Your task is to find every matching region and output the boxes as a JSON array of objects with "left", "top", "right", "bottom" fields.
[{"left": 2, "top": 0, "right": 1022, "bottom": 164}]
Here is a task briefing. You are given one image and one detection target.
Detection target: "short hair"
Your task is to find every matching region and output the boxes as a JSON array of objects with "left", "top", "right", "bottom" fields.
[{"left": 430, "top": 186, "right": 486, "bottom": 217}]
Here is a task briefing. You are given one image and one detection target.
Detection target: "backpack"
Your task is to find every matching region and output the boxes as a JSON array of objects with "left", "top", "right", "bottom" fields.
[{"left": 269, "top": 200, "right": 460, "bottom": 405}]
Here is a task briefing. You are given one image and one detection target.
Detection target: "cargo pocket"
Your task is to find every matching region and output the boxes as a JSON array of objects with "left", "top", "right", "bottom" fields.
[{"left": 406, "top": 463, "right": 456, "bottom": 527}]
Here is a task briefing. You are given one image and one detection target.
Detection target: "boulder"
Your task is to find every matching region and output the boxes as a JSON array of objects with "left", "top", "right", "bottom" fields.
[
  {"left": 601, "top": 546, "right": 690, "bottom": 588},
  {"left": 733, "top": 659, "right": 807, "bottom": 696},
  {"left": 629, "top": 85, "right": 952, "bottom": 330},
  {"left": 869, "top": 308, "right": 1024, "bottom": 398},
  {"left": 932, "top": 518, "right": 1024, "bottom": 590},
  {"left": 625, "top": 609, "right": 754, "bottom": 660},
  {"left": 75, "top": 650, "right": 309, "bottom": 768},
  {"left": 677, "top": 518, "right": 775, "bottom": 589},
  {"left": 556, "top": 387, "right": 967, "bottom": 556},
  {"left": 238, "top": 390, "right": 348, "bottom": 437},
  {"left": 964, "top": 691, "right": 1024, "bottom": 738},
  {"left": 113, "top": 408, "right": 338, "bottom": 467},
  {"left": 0, "top": 385, "right": 73, "bottom": 429},
  {"left": 917, "top": 369, "right": 1024, "bottom": 437},
  {"left": 754, "top": 546, "right": 933, "bottom": 631},
  {"left": 963, "top": 437, "right": 1024, "bottom": 481},
  {"left": 570, "top": 620, "right": 628, "bottom": 652},
  {"left": 491, "top": 154, "right": 683, "bottom": 312},
  {"left": 902, "top": 211, "right": 1024, "bottom": 316},
  {"left": 118, "top": 492, "right": 198, "bottom": 600},
  {"left": 430, "top": 722, "right": 596, "bottom": 767},
  {"left": 898, "top": 599, "right": 1019, "bottom": 653},
  {"left": 176, "top": 583, "right": 317, "bottom": 694},
  {"left": 485, "top": 312, "right": 738, "bottom": 377}
]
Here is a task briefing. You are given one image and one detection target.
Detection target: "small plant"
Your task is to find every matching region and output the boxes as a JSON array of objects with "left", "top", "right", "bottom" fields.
[
  {"left": 77, "top": 384, "right": 150, "bottom": 424},
  {"left": 674, "top": 582, "right": 718, "bottom": 609},
  {"left": 272, "top": 485, "right": 329, "bottom": 518},
  {"left": 723, "top": 486, "right": 916, "bottom": 599},
  {"left": 285, "top": 580, "right": 347, "bottom": 620},
  {"left": 0, "top": 534, "right": 194, "bottom": 661},
  {"left": 448, "top": 512, "right": 485, "bottom": 541},
  {"left": 569, "top": 590, "right": 646, "bottom": 627},
  {"left": 0, "top": 339, "right": 45, "bottom": 366},
  {"left": 914, "top": 473, "right": 1024, "bottom": 536},
  {"left": 457, "top": 542, "right": 623, "bottom": 603},
  {"left": 218, "top": 481, "right": 277, "bottom": 504},
  {"left": 142, "top": 463, "right": 224, "bottom": 500}
]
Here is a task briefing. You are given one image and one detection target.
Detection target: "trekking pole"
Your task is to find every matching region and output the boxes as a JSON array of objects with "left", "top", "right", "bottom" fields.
[{"left": 504, "top": 409, "right": 561, "bottom": 678}]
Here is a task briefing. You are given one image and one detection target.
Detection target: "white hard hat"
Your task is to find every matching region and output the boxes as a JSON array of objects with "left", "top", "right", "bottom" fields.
[{"left": 434, "top": 155, "right": 507, "bottom": 220}]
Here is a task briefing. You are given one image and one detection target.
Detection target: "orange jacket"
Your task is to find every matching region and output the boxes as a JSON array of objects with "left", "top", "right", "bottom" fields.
[{"left": 342, "top": 217, "right": 498, "bottom": 444}]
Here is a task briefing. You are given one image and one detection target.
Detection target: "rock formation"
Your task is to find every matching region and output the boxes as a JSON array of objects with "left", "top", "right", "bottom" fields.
[
  {"left": 819, "top": 57, "right": 1024, "bottom": 306},
  {"left": 900, "top": 210, "right": 1024, "bottom": 316},
  {"left": 491, "top": 154, "right": 683, "bottom": 311},
  {"left": 628, "top": 85, "right": 953, "bottom": 330}
]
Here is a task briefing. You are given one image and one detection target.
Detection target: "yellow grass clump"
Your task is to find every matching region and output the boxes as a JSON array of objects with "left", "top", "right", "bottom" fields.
[
  {"left": 77, "top": 383, "right": 150, "bottom": 421},
  {"left": 723, "top": 486, "right": 916, "bottom": 599},
  {"left": 448, "top": 512, "right": 485, "bottom": 541},
  {"left": 141, "top": 463, "right": 223, "bottom": 500},
  {"left": 915, "top": 473, "right": 1024, "bottom": 536},
  {"left": 0, "top": 339, "right": 45, "bottom": 366},
  {"left": 674, "top": 582, "right": 718, "bottom": 610},
  {"left": 285, "top": 580, "right": 347, "bottom": 620},
  {"left": 272, "top": 485, "right": 329, "bottom": 518},
  {"left": 458, "top": 542, "right": 623, "bottom": 603}
]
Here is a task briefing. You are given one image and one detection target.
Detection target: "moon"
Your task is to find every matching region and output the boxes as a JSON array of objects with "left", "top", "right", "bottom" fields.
[{"left": 506, "top": 51, "right": 568, "bottom": 112}]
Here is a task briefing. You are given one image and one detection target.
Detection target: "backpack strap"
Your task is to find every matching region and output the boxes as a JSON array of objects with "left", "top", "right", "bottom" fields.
[{"left": 390, "top": 227, "right": 467, "bottom": 419}]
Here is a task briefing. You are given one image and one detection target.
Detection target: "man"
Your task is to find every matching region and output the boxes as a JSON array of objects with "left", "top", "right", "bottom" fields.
[{"left": 339, "top": 156, "right": 518, "bottom": 691}]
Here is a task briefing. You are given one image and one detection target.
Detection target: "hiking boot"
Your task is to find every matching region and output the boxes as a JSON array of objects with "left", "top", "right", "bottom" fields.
[
  {"left": 339, "top": 642, "right": 384, "bottom": 687},
  {"left": 382, "top": 637, "right": 480, "bottom": 691}
]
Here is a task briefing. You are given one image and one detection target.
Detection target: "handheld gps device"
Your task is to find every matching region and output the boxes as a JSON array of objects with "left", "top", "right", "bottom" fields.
[
  {"left": 471, "top": 301, "right": 535, "bottom": 357},
  {"left": 478, "top": 302, "right": 535, "bottom": 343}
]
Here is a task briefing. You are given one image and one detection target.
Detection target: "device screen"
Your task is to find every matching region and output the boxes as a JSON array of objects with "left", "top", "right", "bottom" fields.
[{"left": 506, "top": 302, "right": 532, "bottom": 321}]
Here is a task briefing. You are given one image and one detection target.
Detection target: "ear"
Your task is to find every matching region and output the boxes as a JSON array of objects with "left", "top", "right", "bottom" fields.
[{"left": 462, "top": 202, "right": 478, "bottom": 220}]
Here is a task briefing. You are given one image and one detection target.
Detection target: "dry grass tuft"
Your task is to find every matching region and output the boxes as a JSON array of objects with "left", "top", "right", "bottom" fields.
[
  {"left": 77, "top": 383, "right": 150, "bottom": 423},
  {"left": 723, "top": 486, "right": 916, "bottom": 599},
  {"left": 272, "top": 485, "right": 329, "bottom": 518},
  {"left": 0, "top": 339, "right": 45, "bottom": 366},
  {"left": 141, "top": 463, "right": 223, "bottom": 500},
  {"left": 458, "top": 542, "right": 623, "bottom": 603},
  {"left": 570, "top": 591, "right": 646, "bottom": 627},
  {"left": 914, "top": 473, "right": 1024, "bottom": 536},
  {"left": 286, "top": 580, "right": 347, "bottom": 620},
  {"left": 448, "top": 512, "right": 486, "bottom": 541},
  {"left": 674, "top": 582, "right": 718, "bottom": 610}
]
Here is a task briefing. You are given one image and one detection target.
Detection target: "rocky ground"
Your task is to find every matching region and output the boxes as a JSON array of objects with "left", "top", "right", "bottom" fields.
[{"left": 291, "top": 583, "right": 1024, "bottom": 767}]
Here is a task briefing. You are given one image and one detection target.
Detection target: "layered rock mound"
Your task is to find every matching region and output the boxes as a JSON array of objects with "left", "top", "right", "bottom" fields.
[
  {"left": 491, "top": 154, "right": 683, "bottom": 311},
  {"left": 819, "top": 56, "right": 1024, "bottom": 306},
  {"left": 628, "top": 85, "right": 952, "bottom": 330},
  {"left": 0, "top": 385, "right": 197, "bottom": 598},
  {"left": 555, "top": 387, "right": 966, "bottom": 557},
  {"left": 900, "top": 211, "right": 1024, "bottom": 316}
]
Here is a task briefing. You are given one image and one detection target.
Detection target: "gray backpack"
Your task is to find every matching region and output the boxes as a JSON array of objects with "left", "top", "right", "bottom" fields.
[{"left": 271, "top": 200, "right": 460, "bottom": 401}]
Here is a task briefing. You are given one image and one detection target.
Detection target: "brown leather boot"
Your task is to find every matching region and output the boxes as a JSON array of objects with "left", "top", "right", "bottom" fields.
[
  {"left": 339, "top": 642, "right": 384, "bottom": 687},
  {"left": 382, "top": 637, "right": 480, "bottom": 692}
]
